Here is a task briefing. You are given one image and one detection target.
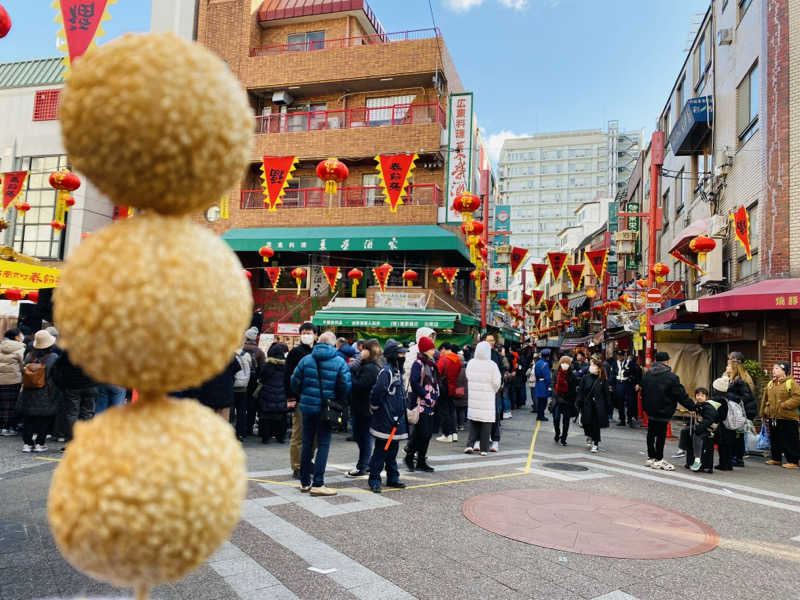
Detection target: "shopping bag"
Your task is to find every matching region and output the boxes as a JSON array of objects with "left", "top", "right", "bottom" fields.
[
  {"left": 756, "top": 422, "right": 771, "bottom": 450},
  {"left": 745, "top": 430, "right": 762, "bottom": 455},
  {"left": 678, "top": 427, "right": 691, "bottom": 451}
]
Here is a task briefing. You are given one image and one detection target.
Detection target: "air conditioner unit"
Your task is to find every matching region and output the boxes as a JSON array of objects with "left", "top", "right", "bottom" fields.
[
  {"left": 271, "top": 90, "right": 294, "bottom": 106},
  {"left": 709, "top": 214, "right": 728, "bottom": 236},
  {"left": 697, "top": 240, "right": 724, "bottom": 285},
  {"left": 718, "top": 28, "right": 733, "bottom": 46}
]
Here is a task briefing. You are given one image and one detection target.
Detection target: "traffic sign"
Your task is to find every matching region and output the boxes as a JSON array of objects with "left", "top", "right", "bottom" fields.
[{"left": 646, "top": 288, "right": 662, "bottom": 303}]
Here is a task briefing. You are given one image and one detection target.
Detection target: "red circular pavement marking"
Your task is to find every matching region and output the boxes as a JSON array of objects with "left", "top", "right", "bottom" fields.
[{"left": 462, "top": 489, "right": 718, "bottom": 559}]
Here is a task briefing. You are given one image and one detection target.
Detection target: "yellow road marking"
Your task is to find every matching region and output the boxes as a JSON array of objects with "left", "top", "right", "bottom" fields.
[
  {"left": 34, "top": 456, "right": 61, "bottom": 462},
  {"left": 524, "top": 419, "right": 542, "bottom": 473}
]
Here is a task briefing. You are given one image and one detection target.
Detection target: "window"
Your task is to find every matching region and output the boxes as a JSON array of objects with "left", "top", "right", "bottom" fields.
[
  {"left": 361, "top": 174, "right": 384, "bottom": 206},
  {"left": 11, "top": 155, "right": 69, "bottom": 259},
  {"left": 32, "top": 90, "right": 60, "bottom": 121},
  {"left": 662, "top": 188, "right": 670, "bottom": 229},
  {"left": 675, "top": 76, "right": 685, "bottom": 116},
  {"left": 366, "top": 94, "right": 415, "bottom": 124},
  {"left": 676, "top": 168, "right": 685, "bottom": 214},
  {"left": 286, "top": 30, "right": 324, "bottom": 51},
  {"left": 737, "top": 61, "right": 759, "bottom": 142},
  {"left": 662, "top": 107, "right": 671, "bottom": 143},
  {"left": 738, "top": 0, "right": 752, "bottom": 22},
  {"left": 738, "top": 202, "right": 759, "bottom": 278},
  {"left": 694, "top": 28, "right": 707, "bottom": 89}
]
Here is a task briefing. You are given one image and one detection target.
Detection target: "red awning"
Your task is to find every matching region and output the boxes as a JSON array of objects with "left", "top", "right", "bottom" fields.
[
  {"left": 668, "top": 217, "right": 710, "bottom": 254},
  {"left": 651, "top": 304, "right": 682, "bottom": 325},
  {"left": 695, "top": 278, "right": 800, "bottom": 312}
]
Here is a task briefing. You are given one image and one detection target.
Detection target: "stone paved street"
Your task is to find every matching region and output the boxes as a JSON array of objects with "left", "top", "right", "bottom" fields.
[{"left": 1, "top": 407, "right": 798, "bottom": 600}]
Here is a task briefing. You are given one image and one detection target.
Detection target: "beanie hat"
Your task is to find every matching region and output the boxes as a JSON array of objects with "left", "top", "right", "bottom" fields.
[
  {"left": 713, "top": 376, "right": 729, "bottom": 393},
  {"left": 777, "top": 361, "right": 791, "bottom": 377},
  {"left": 245, "top": 327, "right": 259, "bottom": 341},
  {"left": 417, "top": 336, "right": 435, "bottom": 354}
]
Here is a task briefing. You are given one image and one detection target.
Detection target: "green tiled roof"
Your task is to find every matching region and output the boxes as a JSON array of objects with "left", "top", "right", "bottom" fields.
[{"left": 0, "top": 57, "right": 64, "bottom": 89}]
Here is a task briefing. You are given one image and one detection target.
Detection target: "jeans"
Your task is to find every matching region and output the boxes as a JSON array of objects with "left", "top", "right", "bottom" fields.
[
  {"left": 352, "top": 412, "right": 373, "bottom": 472},
  {"left": 502, "top": 390, "right": 511, "bottom": 413},
  {"left": 369, "top": 438, "right": 400, "bottom": 486},
  {"left": 95, "top": 383, "right": 126, "bottom": 413},
  {"left": 300, "top": 411, "right": 332, "bottom": 487},
  {"left": 647, "top": 420, "right": 668, "bottom": 460},
  {"left": 23, "top": 415, "right": 52, "bottom": 446},
  {"left": 553, "top": 403, "right": 570, "bottom": 442},
  {"left": 63, "top": 387, "right": 98, "bottom": 442}
]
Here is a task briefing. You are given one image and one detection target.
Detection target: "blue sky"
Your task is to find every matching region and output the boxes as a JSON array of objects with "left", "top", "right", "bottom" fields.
[{"left": 1, "top": 0, "right": 709, "bottom": 161}]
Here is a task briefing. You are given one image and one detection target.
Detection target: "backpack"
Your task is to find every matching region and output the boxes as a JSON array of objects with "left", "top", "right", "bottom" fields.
[
  {"left": 724, "top": 398, "right": 746, "bottom": 431},
  {"left": 233, "top": 351, "right": 251, "bottom": 389},
  {"left": 22, "top": 355, "right": 48, "bottom": 390}
]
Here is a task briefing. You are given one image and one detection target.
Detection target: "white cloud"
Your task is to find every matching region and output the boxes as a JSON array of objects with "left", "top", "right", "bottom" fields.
[
  {"left": 443, "top": 0, "right": 484, "bottom": 12},
  {"left": 484, "top": 130, "right": 530, "bottom": 166},
  {"left": 498, "top": 0, "right": 528, "bottom": 9}
]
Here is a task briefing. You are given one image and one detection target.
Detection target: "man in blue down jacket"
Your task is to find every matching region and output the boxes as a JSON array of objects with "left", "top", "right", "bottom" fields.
[
  {"left": 291, "top": 331, "right": 351, "bottom": 496},
  {"left": 532, "top": 349, "right": 552, "bottom": 421}
]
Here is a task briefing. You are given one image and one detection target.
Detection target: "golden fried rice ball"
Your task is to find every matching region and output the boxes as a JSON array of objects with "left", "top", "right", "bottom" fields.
[
  {"left": 58, "top": 32, "right": 253, "bottom": 215},
  {"left": 48, "top": 397, "right": 247, "bottom": 587},
  {"left": 53, "top": 213, "right": 252, "bottom": 392}
]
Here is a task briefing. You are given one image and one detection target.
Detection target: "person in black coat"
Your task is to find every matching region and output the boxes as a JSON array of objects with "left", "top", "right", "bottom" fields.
[
  {"left": 346, "top": 339, "right": 382, "bottom": 478},
  {"left": 641, "top": 351, "right": 695, "bottom": 469},
  {"left": 606, "top": 349, "right": 642, "bottom": 427},
  {"left": 285, "top": 322, "right": 316, "bottom": 478},
  {"left": 577, "top": 357, "right": 610, "bottom": 453},
  {"left": 52, "top": 349, "right": 98, "bottom": 445},
  {"left": 725, "top": 353, "right": 756, "bottom": 467},
  {"left": 258, "top": 342, "right": 289, "bottom": 443},
  {"left": 552, "top": 355, "right": 578, "bottom": 446},
  {"left": 686, "top": 386, "right": 719, "bottom": 473},
  {"left": 195, "top": 356, "right": 241, "bottom": 421}
]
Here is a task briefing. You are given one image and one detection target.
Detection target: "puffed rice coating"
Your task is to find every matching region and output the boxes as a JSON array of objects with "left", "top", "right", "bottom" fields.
[
  {"left": 47, "top": 397, "right": 247, "bottom": 587},
  {"left": 53, "top": 213, "right": 252, "bottom": 392},
  {"left": 58, "top": 32, "right": 253, "bottom": 215}
]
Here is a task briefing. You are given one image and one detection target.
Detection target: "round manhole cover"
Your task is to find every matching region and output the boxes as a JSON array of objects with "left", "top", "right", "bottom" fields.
[
  {"left": 463, "top": 489, "right": 718, "bottom": 559},
  {"left": 542, "top": 462, "right": 589, "bottom": 472}
]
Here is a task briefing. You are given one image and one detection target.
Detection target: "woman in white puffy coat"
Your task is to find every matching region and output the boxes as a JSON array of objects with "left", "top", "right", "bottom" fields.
[{"left": 465, "top": 341, "right": 502, "bottom": 455}]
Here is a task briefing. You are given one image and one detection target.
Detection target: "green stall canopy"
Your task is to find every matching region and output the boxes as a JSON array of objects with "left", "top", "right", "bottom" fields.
[{"left": 311, "top": 308, "right": 477, "bottom": 330}]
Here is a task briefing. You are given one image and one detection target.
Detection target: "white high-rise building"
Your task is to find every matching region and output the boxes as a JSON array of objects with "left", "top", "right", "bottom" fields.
[{"left": 498, "top": 123, "right": 642, "bottom": 260}]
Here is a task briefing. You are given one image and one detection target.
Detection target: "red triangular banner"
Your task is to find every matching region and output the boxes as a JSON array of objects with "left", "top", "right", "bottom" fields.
[
  {"left": 322, "top": 266, "right": 340, "bottom": 292},
  {"left": 566, "top": 264, "right": 585, "bottom": 289},
  {"left": 558, "top": 298, "right": 570, "bottom": 314},
  {"left": 546, "top": 252, "right": 568, "bottom": 281},
  {"left": 530, "top": 263, "right": 548, "bottom": 286},
  {"left": 585, "top": 249, "right": 608, "bottom": 280},
  {"left": 531, "top": 289, "right": 544, "bottom": 307},
  {"left": 1, "top": 171, "right": 28, "bottom": 210},
  {"left": 264, "top": 266, "right": 281, "bottom": 292},
  {"left": 544, "top": 299, "right": 556, "bottom": 317},
  {"left": 375, "top": 153, "right": 417, "bottom": 212},
  {"left": 509, "top": 246, "right": 528, "bottom": 276},
  {"left": 522, "top": 291, "right": 532, "bottom": 306},
  {"left": 372, "top": 263, "right": 393, "bottom": 293},
  {"left": 56, "top": 0, "right": 111, "bottom": 65},
  {"left": 260, "top": 156, "right": 298, "bottom": 210},
  {"left": 532, "top": 312, "right": 541, "bottom": 329},
  {"left": 441, "top": 267, "right": 459, "bottom": 294}
]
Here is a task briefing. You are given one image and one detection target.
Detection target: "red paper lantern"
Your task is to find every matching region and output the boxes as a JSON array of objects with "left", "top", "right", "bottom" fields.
[
  {"left": 432, "top": 267, "right": 443, "bottom": 282},
  {"left": 480, "top": 247, "right": 488, "bottom": 261},
  {"left": 315, "top": 157, "right": 348, "bottom": 194},
  {"left": 460, "top": 221, "right": 484, "bottom": 236},
  {"left": 651, "top": 262, "right": 670, "bottom": 283},
  {"left": 347, "top": 268, "right": 363, "bottom": 297},
  {"left": 570, "top": 316, "right": 578, "bottom": 323},
  {"left": 469, "top": 269, "right": 486, "bottom": 281},
  {"left": 4, "top": 288, "right": 22, "bottom": 302},
  {"left": 258, "top": 245, "right": 274, "bottom": 263},
  {"left": 619, "top": 293, "right": 631, "bottom": 304},
  {"left": 497, "top": 298, "right": 508, "bottom": 306},
  {"left": 636, "top": 278, "right": 648, "bottom": 288},
  {"left": 64, "top": 195, "right": 75, "bottom": 208},
  {"left": 581, "top": 311, "right": 590, "bottom": 318},
  {"left": 451, "top": 192, "right": 481, "bottom": 223},
  {"left": 290, "top": 267, "right": 306, "bottom": 296},
  {"left": 689, "top": 234, "right": 716, "bottom": 257},
  {"left": 13, "top": 201, "right": 30, "bottom": 214},
  {"left": 0, "top": 4, "right": 11, "bottom": 38},
  {"left": 50, "top": 220, "right": 65, "bottom": 231},
  {"left": 402, "top": 269, "right": 418, "bottom": 287},
  {"left": 49, "top": 169, "right": 81, "bottom": 191},
  {"left": 608, "top": 300, "right": 621, "bottom": 311},
  {"left": 25, "top": 290, "right": 38, "bottom": 303},
  {"left": 243, "top": 269, "right": 252, "bottom": 280}
]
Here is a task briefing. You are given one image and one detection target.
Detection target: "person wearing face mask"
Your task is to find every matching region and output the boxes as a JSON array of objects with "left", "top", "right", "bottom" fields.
[
  {"left": 0, "top": 328, "right": 25, "bottom": 436},
  {"left": 576, "top": 357, "right": 609, "bottom": 453},
  {"left": 404, "top": 336, "right": 439, "bottom": 472},
  {"left": 553, "top": 355, "right": 578, "bottom": 446},
  {"left": 285, "top": 322, "right": 317, "bottom": 479},
  {"left": 760, "top": 361, "right": 800, "bottom": 468}
]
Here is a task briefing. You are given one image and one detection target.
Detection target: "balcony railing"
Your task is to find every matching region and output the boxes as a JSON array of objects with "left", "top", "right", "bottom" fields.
[
  {"left": 250, "top": 28, "right": 441, "bottom": 56},
  {"left": 240, "top": 184, "right": 441, "bottom": 209},
  {"left": 254, "top": 103, "right": 445, "bottom": 134}
]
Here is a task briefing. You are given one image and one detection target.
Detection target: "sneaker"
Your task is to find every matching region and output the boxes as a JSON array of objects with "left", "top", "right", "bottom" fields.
[
  {"left": 299, "top": 485, "right": 312, "bottom": 493},
  {"left": 386, "top": 481, "right": 406, "bottom": 489},
  {"left": 672, "top": 449, "right": 686, "bottom": 459},
  {"left": 435, "top": 435, "right": 453, "bottom": 443},
  {"left": 657, "top": 460, "right": 675, "bottom": 471},
  {"left": 479, "top": 451, "right": 488, "bottom": 456},
  {"left": 646, "top": 458, "right": 656, "bottom": 467},
  {"left": 404, "top": 454, "right": 415, "bottom": 472},
  {"left": 0, "top": 428, "right": 15, "bottom": 436},
  {"left": 472, "top": 441, "right": 480, "bottom": 451},
  {"left": 560, "top": 440, "right": 567, "bottom": 447},
  {"left": 782, "top": 463, "right": 799, "bottom": 469},
  {"left": 690, "top": 458, "right": 702, "bottom": 472},
  {"left": 464, "top": 447, "right": 474, "bottom": 454},
  {"left": 451, "top": 433, "right": 458, "bottom": 442},
  {"left": 57, "top": 437, "right": 65, "bottom": 443},
  {"left": 590, "top": 444, "right": 599, "bottom": 453},
  {"left": 503, "top": 411, "right": 513, "bottom": 420},
  {"left": 369, "top": 484, "right": 382, "bottom": 494},
  {"left": 22, "top": 444, "right": 32, "bottom": 453},
  {"left": 33, "top": 445, "right": 48, "bottom": 453},
  {"left": 490, "top": 441, "right": 499, "bottom": 453},
  {"left": 416, "top": 462, "right": 435, "bottom": 473},
  {"left": 345, "top": 470, "right": 368, "bottom": 478},
  {"left": 765, "top": 459, "right": 782, "bottom": 466},
  {"left": 309, "top": 485, "right": 337, "bottom": 497},
  {"left": 585, "top": 437, "right": 592, "bottom": 447}
]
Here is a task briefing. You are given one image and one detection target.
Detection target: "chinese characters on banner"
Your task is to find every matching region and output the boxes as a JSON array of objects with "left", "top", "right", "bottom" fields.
[
  {"left": 546, "top": 251, "right": 568, "bottom": 280},
  {"left": 488, "top": 268, "right": 507, "bottom": 292},
  {"left": 374, "top": 153, "right": 417, "bottom": 212},
  {"left": 530, "top": 263, "right": 548, "bottom": 286},
  {"left": 731, "top": 205, "right": 752, "bottom": 260},
  {"left": 0, "top": 259, "right": 59, "bottom": 289},
  {"left": 444, "top": 93, "right": 474, "bottom": 223},
  {"left": 264, "top": 267, "right": 281, "bottom": 292},
  {"left": 321, "top": 266, "right": 340, "bottom": 293},
  {"left": 260, "top": 156, "right": 298, "bottom": 210},
  {"left": 1, "top": 171, "right": 28, "bottom": 211},
  {"left": 53, "top": 0, "right": 113, "bottom": 67},
  {"left": 566, "top": 264, "right": 585, "bottom": 289},
  {"left": 531, "top": 289, "right": 544, "bottom": 307},
  {"left": 585, "top": 249, "right": 609, "bottom": 280},
  {"left": 219, "top": 194, "right": 229, "bottom": 219},
  {"left": 509, "top": 247, "right": 528, "bottom": 276}
]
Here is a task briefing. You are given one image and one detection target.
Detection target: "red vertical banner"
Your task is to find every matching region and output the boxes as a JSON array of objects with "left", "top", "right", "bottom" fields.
[
  {"left": 730, "top": 205, "right": 752, "bottom": 260},
  {"left": 1, "top": 171, "right": 28, "bottom": 211},
  {"left": 54, "top": 0, "right": 113, "bottom": 68},
  {"left": 530, "top": 263, "right": 548, "bottom": 286},
  {"left": 546, "top": 252, "right": 568, "bottom": 281},
  {"left": 260, "top": 156, "right": 298, "bottom": 210},
  {"left": 375, "top": 153, "right": 417, "bottom": 212}
]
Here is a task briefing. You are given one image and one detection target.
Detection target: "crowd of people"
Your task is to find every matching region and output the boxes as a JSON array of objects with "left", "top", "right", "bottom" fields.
[{"left": 2, "top": 318, "right": 798, "bottom": 490}]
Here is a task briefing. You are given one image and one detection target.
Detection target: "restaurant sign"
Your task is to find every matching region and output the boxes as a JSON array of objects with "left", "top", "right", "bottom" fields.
[
  {"left": 443, "top": 92, "right": 475, "bottom": 223},
  {"left": 0, "top": 259, "right": 59, "bottom": 289}
]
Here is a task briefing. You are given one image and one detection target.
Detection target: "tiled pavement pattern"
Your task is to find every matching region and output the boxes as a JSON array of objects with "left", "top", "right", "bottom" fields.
[{"left": 1, "top": 404, "right": 799, "bottom": 600}]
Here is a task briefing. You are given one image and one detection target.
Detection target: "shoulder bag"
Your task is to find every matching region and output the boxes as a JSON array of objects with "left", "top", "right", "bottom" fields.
[{"left": 315, "top": 357, "right": 345, "bottom": 428}]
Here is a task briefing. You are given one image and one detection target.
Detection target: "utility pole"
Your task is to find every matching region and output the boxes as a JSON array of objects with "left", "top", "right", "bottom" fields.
[
  {"left": 480, "top": 168, "right": 489, "bottom": 330},
  {"left": 617, "top": 130, "right": 663, "bottom": 367}
]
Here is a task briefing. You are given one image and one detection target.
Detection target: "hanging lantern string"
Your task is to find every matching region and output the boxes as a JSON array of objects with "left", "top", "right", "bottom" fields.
[{"left": 241, "top": 256, "right": 471, "bottom": 271}]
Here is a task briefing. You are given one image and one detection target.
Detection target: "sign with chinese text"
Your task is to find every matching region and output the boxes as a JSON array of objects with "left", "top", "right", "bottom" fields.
[
  {"left": 731, "top": 205, "right": 751, "bottom": 260},
  {"left": 530, "top": 263, "right": 548, "bottom": 286},
  {"left": 1, "top": 171, "right": 27, "bottom": 211},
  {"left": 585, "top": 249, "right": 608, "bottom": 280},
  {"left": 494, "top": 204, "right": 510, "bottom": 232},
  {"left": 276, "top": 323, "right": 301, "bottom": 335},
  {"left": 566, "top": 264, "right": 584, "bottom": 289},
  {"left": 625, "top": 201, "right": 639, "bottom": 270},
  {"left": 375, "top": 153, "right": 417, "bottom": 212},
  {"left": 546, "top": 251, "right": 568, "bottom": 281},
  {"left": 53, "top": 0, "right": 113, "bottom": 68},
  {"left": 0, "top": 259, "right": 59, "bottom": 289},
  {"left": 791, "top": 350, "right": 800, "bottom": 383},
  {"left": 219, "top": 194, "right": 229, "bottom": 219},
  {"left": 443, "top": 92, "right": 474, "bottom": 223},
  {"left": 374, "top": 291, "right": 428, "bottom": 309},
  {"left": 260, "top": 156, "right": 298, "bottom": 210},
  {"left": 700, "top": 324, "right": 757, "bottom": 344},
  {"left": 488, "top": 268, "right": 507, "bottom": 292},
  {"left": 607, "top": 201, "right": 618, "bottom": 234}
]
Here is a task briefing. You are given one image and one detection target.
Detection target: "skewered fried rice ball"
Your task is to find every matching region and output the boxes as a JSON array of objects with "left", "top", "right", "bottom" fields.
[
  {"left": 58, "top": 32, "right": 252, "bottom": 215},
  {"left": 48, "top": 397, "right": 246, "bottom": 587},
  {"left": 47, "top": 32, "right": 255, "bottom": 599}
]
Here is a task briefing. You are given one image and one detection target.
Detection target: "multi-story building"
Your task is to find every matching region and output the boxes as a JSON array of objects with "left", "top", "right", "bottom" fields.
[
  {"left": 497, "top": 124, "right": 642, "bottom": 261},
  {"left": 0, "top": 58, "right": 115, "bottom": 262},
  {"left": 192, "top": 0, "right": 491, "bottom": 342}
]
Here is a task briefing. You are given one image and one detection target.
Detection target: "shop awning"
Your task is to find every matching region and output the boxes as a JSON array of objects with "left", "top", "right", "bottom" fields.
[
  {"left": 501, "top": 327, "right": 521, "bottom": 342},
  {"left": 668, "top": 217, "right": 711, "bottom": 254},
  {"left": 568, "top": 293, "right": 588, "bottom": 310},
  {"left": 222, "top": 224, "right": 470, "bottom": 262},
  {"left": 668, "top": 96, "right": 713, "bottom": 156},
  {"left": 560, "top": 335, "right": 592, "bottom": 350},
  {"left": 311, "top": 308, "right": 476, "bottom": 329}
]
